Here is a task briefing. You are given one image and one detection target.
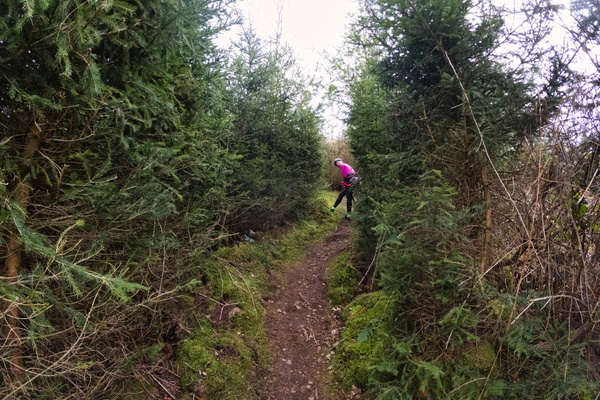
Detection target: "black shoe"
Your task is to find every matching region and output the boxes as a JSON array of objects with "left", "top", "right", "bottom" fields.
[{"left": 344, "top": 214, "right": 351, "bottom": 221}]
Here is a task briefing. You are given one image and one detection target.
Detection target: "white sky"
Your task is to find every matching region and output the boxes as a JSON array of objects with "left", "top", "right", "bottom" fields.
[
  {"left": 216, "top": 0, "right": 360, "bottom": 139},
  {"left": 219, "top": 0, "right": 359, "bottom": 75}
]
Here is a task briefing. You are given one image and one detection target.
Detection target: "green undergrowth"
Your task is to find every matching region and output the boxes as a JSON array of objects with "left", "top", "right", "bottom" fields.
[
  {"left": 327, "top": 251, "right": 361, "bottom": 307},
  {"left": 175, "top": 190, "right": 345, "bottom": 399},
  {"left": 330, "top": 285, "right": 600, "bottom": 399},
  {"left": 330, "top": 291, "right": 396, "bottom": 392}
]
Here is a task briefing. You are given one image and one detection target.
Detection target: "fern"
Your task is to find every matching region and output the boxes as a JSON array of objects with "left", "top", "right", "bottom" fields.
[
  {"left": 368, "top": 359, "right": 400, "bottom": 376},
  {"left": 438, "top": 305, "right": 480, "bottom": 346},
  {"left": 377, "top": 386, "right": 409, "bottom": 400},
  {"left": 484, "top": 379, "right": 512, "bottom": 397},
  {"left": 414, "top": 361, "right": 445, "bottom": 394},
  {"left": 358, "top": 318, "right": 380, "bottom": 343},
  {"left": 391, "top": 339, "right": 415, "bottom": 360},
  {"left": 505, "top": 319, "right": 542, "bottom": 358}
]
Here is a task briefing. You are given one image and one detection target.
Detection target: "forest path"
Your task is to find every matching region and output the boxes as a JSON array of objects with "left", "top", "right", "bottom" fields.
[{"left": 258, "top": 221, "right": 354, "bottom": 400}]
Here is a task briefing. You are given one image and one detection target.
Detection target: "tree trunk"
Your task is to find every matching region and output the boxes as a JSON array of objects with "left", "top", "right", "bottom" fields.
[
  {"left": 480, "top": 164, "right": 492, "bottom": 275},
  {"left": 4, "top": 234, "right": 26, "bottom": 382},
  {"left": 3, "top": 126, "right": 41, "bottom": 383}
]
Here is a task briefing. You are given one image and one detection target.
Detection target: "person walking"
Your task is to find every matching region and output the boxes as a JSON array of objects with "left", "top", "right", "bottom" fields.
[{"left": 330, "top": 158, "right": 357, "bottom": 220}]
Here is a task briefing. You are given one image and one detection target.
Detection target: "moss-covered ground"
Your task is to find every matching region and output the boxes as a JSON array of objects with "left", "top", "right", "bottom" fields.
[{"left": 174, "top": 190, "right": 348, "bottom": 399}]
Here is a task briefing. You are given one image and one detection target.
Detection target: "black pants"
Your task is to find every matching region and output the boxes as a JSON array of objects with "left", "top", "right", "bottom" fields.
[{"left": 334, "top": 186, "right": 353, "bottom": 213}]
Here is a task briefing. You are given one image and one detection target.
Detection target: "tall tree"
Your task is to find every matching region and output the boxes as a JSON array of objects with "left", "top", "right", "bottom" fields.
[
  {"left": 338, "top": 0, "right": 593, "bottom": 397},
  {"left": 353, "top": 0, "right": 537, "bottom": 206},
  {"left": 225, "top": 28, "right": 324, "bottom": 231},
  {"left": 338, "top": 0, "right": 600, "bottom": 397},
  {"left": 0, "top": 0, "right": 231, "bottom": 396}
]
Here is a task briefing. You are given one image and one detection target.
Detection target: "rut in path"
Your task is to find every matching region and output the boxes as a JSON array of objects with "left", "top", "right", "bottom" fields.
[{"left": 259, "top": 222, "right": 353, "bottom": 400}]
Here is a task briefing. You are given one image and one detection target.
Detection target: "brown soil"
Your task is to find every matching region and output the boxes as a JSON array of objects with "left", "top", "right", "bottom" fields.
[{"left": 258, "top": 221, "right": 354, "bottom": 400}]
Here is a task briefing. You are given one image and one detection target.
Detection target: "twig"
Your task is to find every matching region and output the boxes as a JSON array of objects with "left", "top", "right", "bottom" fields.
[
  {"left": 450, "top": 377, "right": 487, "bottom": 393},
  {"left": 149, "top": 374, "right": 174, "bottom": 399},
  {"left": 297, "top": 290, "right": 311, "bottom": 306},
  {"left": 301, "top": 326, "right": 310, "bottom": 341},
  {"left": 512, "top": 295, "right": 585, "bottom": 325}
]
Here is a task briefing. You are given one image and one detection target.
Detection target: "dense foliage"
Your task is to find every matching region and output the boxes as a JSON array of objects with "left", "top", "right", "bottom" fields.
[
  {"left": 341, "top": 0, "right": 600, "bottom": 398},
  {"left": 2, "top": 0, "right": 599, "bottom": 398},
  {"left": 225, "top": 29, "right": 324, "bottom": 231},
  {"left": 0, "top": 0, "right": 323, "bottom": 397}
]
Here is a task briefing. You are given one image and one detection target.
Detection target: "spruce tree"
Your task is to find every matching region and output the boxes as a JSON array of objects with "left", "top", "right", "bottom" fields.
[
  {"left": 343, "top": 0, "right": 554, "bottom": 397},
  {"left": 225, "top": 28, "right": 324, "bottom": 231},
  {"left": 1, "top": 0, "right": 231, "bottom": 395},
  {"left": 341, "top": 0, "right": 600, "bottom": 397}
]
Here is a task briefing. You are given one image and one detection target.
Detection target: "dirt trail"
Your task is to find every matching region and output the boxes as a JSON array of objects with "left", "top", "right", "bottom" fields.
[{"left": 259, "top": 222, "right": 353, "bottom": 400}]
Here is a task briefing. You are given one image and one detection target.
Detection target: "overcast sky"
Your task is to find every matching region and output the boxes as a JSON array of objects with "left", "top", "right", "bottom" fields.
[
  {"left": 219, "top": 0, "right": 592, "bottom": 73},
  {"left": 215, "top": 0, "right": 359, "bottom": 139},
  {"left": 218, "top": 0, "right": 359, "bottom": 74}
]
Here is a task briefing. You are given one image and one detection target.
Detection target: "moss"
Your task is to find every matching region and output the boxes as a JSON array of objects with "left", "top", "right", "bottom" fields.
[
  {"left": 204, "top": 332, "right": 257, "bottom": 399},
  {"left": 343, "top": 291, "right": 395, "bottom": 325},
  {"left": 177, "top": 322, "right": 262, "bottom": 399},
  {"left": 214, "top": 242, "right": 270, "bottom": 266},
  {"left": 461, "top": 340, "right": 496, "bottom": 371},
  {"left": 177, "top": 321, "right": 216, "bottom": 388},
  {"left": 269, "top": 220, "right": 327, "bottom": 264},
  {"left": 230, "top": 301, "right": 267, "bottom": 340},
  {"left": 332, "top": 291, "right": 396, "bottom": 389},
  {"left": 201, "top": 256, "right": 269, "bottom": 305},
  {"left": 327, "top": 252, "right": 360, "bottom": 306}
]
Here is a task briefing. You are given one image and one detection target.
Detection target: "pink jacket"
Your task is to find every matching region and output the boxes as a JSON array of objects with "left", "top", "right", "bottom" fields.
[{"left": 338, "top": 162, "right": 356, "bottom": 179}]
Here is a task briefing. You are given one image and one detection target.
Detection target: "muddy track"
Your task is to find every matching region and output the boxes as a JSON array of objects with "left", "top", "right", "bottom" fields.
[{"left": 259, "top": 222, "right": 353, "bottom": 400}]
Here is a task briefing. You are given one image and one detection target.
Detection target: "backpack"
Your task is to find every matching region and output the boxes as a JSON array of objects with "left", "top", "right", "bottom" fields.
[{"left": 343, "top": 174, "right": 360, "bottom": 187}]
